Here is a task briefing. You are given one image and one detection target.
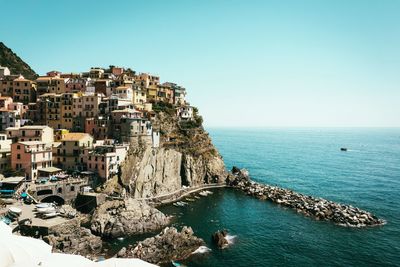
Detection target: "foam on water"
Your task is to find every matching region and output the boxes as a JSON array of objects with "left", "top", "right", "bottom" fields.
[
  {"left": 192, "top": 246, "right": 212, "bottom": 254},
  {"left": 225, "top": 234, "right": 237, "bottom": 245}
]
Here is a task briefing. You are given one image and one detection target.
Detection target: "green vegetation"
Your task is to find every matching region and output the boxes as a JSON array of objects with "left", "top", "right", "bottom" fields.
[
  {"left": 153, "top": 101, "right": 176, "bottom": 116},
  {"left": 179, "top": 114, "right": 203, "bottom": 129},
  {"left": 0, "top": 42, "right": 37, "bottom": 80}
]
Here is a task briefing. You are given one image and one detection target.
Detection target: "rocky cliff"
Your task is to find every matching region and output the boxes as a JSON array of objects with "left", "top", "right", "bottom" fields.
[
  {"left": 91, "top": 198, "right": 170, "bottom": 238},
  {"left": 119, "top": 104, "right": 227, "bottom": 199}
]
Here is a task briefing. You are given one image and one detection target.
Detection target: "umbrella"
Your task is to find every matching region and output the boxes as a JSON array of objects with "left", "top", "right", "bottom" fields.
[{"left": 0, "top": 222, "right": 52, "bottom": 267}]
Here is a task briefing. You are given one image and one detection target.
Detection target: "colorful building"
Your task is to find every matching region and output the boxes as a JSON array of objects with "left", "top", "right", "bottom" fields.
[
  {"left": 53, "top": 132, "right": 93, "bottom": 171},
  {"left": 6, "top": 125, "right": 54, "bottom": 143},
  {"left": 82, "top": 139, "right": 129, "bottom": 180},
  {"left": 11, "top": 141, "right": 53, "bottom": 181}
]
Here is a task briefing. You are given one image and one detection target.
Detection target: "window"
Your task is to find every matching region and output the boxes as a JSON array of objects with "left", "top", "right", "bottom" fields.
[
  {"left": 70, "top": 186, "right": 75, "bottom": 192},
  {"left": 17, "top": 154, "right": 21, "bottom": 159},
  {"left": 57, "top": 188, "right": 62, "bottom": 194},
  {"left": 17, "top": 145, "right": 20, "bottom": 150}
]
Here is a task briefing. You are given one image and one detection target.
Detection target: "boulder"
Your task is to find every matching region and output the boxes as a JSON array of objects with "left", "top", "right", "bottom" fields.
[
  {"left": 91, "top": 198, "right": 170, "bottom": 238},
  {"left": 117, "top": 226, "right": 205, "bottom": 264},
  {"left": 212, "top": 230, "right": 229, "bottom": 249}
]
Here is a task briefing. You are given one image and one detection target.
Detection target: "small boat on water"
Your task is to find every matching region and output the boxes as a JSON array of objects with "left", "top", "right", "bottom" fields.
[
  {"left": 173, "top": 201, "right": 188, "bottom": 207},
  {"left": 340, "top": 148, "right": 348, "bottom": 151},
  {"left": 199, "top": 190, "right": 213, "bottom": 197},
  {"left": 199, "top": 191, "right": 208, "bottom": 197},
  {"left": 185, "top": 198, "right": 195, "bottom": 202}
]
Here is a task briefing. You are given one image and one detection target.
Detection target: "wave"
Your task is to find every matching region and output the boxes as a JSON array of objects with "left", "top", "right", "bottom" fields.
[
  {"left": 192, "top": 245, "right": 212, "bottom": 254},
  {"left": 225, "top": 234, "right": 237, "bottom": 245}
]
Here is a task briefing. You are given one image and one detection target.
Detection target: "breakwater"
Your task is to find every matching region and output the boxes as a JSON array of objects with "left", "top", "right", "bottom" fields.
[{"left": 227, "top": 167, "right": 386, "bottom": 227}]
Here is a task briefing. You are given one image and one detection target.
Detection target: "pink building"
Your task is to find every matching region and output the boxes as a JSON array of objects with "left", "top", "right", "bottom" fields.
[
  {"left": 11, "top": 141, "right": 53, "bottom": 181},
  {"left": 82, "top": 140, "right": 129, "bottom": 180}
]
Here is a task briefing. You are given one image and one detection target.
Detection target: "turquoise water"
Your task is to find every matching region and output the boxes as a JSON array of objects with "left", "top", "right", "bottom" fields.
[{"left": 159, "top": 128, "right": 400, "bottom": 266}]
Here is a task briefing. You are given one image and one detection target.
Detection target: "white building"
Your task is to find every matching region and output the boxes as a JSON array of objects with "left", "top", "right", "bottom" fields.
[
  {"left": 82, "top": 139, "right": 129, "bottom": 180},
  {"left": 114, "top": 86, "right": 133, "bottom": 101},
  {"left": 176, "top": 106, "right": 194, "bottom": 120},
  {"left": 0, "top": 133, "right": 11, "bottom": 171},
  {"left": 0, "top": 66, "right": 10, "bottom": 77}
]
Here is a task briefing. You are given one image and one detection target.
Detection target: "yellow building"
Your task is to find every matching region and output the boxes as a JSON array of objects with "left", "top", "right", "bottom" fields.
[
  {"left": 12, "top": 77, "right": 37, "bottom": 104},
  {"left": 146, "top": 84, "right": 157, "bottom": 102},
  {"left": 157, "top": 83, "right": 174, "bottom": 104},
  {"left": 38, "top": 93, "right": 78, "bottom": 130},
  {"left": 36, "top": 76, "right": 67, "bottom": 95},
  {"left": 72, "top": 93, "right": 101, "bottom": 118},
  {"left": 53, "top": 132, "right": 93, "bottom": 171}
]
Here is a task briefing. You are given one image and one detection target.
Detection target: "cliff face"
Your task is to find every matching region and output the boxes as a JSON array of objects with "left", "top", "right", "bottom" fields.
[{"left": 120, "top": 105, "right": 227, "bottom": 199}]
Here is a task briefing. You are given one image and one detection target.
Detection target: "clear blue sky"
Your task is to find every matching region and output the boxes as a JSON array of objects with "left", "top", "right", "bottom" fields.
[{"left": 1, "top": 0, "right": 399, "bottom": 127}]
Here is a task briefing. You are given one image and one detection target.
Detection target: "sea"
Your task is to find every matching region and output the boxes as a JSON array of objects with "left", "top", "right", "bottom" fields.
[{"left": 110, "top": 128, "right": 400, "bottom": 267}]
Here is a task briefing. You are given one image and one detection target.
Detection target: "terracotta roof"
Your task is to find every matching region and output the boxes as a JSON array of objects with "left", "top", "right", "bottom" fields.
[
  {"left": 21, "top": 125, "right": 49, "bottom": 129},
  {"left": 61, "top": 133, "right": 91, "bottom": 141},
  {"left": 18, "top": 141, "right": 48, "bottom": 146},
  {"left": 36, "top": 77, "right": 52, "bottom": 81},
  {"left": 13, "top": 77, "right": 31, "bottom": 82}
]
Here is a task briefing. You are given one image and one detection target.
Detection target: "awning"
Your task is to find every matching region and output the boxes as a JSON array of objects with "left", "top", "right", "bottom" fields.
[
  {"left": 38, "top": 167, "right": 62, "bottom": 174},
  {"left": 0, "top": 177, "right": 25, "bottom": 185}
]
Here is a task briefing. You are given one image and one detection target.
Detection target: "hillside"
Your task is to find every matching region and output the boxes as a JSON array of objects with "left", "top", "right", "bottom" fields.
[{"left": 0, "top": 42, "right": 37, "bottom": 79}]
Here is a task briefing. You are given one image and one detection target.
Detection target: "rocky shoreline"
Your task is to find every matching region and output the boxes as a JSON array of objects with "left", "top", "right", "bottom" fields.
[
  {"left": 227, "top": 167, "right": 386, "bottom": 228},
  {"left": 117, "top": 226, "right": 205, "bottom": 265}
]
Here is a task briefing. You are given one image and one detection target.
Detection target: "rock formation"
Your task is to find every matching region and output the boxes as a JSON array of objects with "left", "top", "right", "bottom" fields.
[
  {"left": 90, "top": 198, "right": 170, "bottom": 238},
  {"left": 212, "top": 230, "right": 229, "bottom": 249},
  {"left": 117, "top": 226, "right": 205, "bottom": 264},
  {"left": 43, "top": 218, "right": 102, "bottom": 257},
  {"left": 119, "top": 106, "right": 227, "bottom": 199},
  {"left": 228, "top": 167, "right": 386, "bottom": 227}
]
